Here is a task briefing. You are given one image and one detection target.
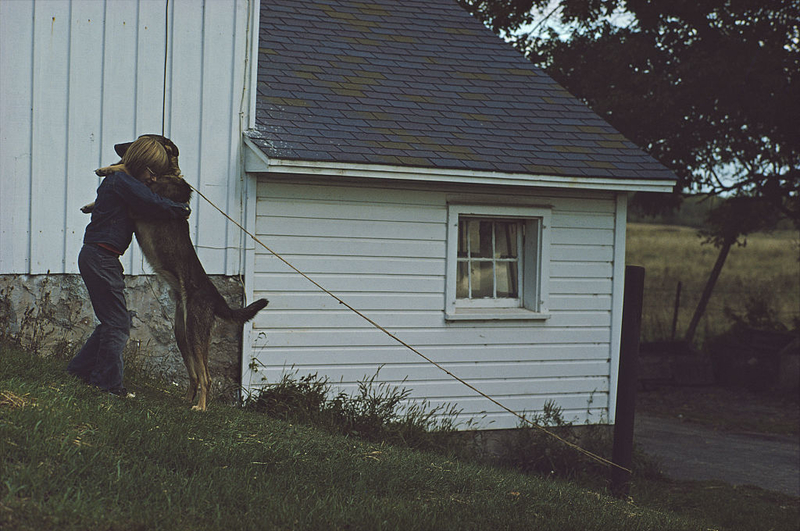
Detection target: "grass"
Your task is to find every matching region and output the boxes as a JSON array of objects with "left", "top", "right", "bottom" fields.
[
  {"left": 625, "top": 223, "right": 799, "bottom": 344},
  {"left": 2, "top": 344, "right": 799, "bottom": 530},
  {"left": 0, "top": 343, "right": 693, "bottom": 531}
]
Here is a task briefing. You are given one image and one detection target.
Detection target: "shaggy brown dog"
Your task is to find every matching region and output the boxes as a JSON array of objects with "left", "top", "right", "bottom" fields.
[{"left": 85, "top": 135, "right": 268, "bottom": 411}]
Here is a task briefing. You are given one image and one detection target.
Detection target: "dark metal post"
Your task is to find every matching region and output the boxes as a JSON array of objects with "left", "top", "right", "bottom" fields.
[{"left": 611, "top": 265, "right": 645, "bottom": 497}]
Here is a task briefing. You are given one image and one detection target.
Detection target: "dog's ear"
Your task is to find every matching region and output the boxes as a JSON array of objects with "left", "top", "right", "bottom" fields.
[
  {"left": 151, "top": 135, "right": 180, "bottom": 158},
  {"left": 165, "top": 139, "right": 179, "bottom": 157},
  {"left": 137, "top": 134, "right": 180, "bottom": 158},
  {"left": 114, "top": 142, "right": 133, "bottom": 158}
]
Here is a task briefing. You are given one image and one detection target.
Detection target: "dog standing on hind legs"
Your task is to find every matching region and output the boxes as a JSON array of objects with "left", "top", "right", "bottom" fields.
[{"left": 85, "top": 135, "right": 268, "bottom": 410}]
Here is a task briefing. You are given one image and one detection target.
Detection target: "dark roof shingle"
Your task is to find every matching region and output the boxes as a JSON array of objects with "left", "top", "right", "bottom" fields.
[{"left": 249, "top": 0, "right": 675, "bottom": 182}]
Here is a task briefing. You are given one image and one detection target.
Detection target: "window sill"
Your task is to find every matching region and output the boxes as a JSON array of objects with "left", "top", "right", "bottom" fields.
[{"left": 445, "top": 308, "right": 551, "bottom": 322}]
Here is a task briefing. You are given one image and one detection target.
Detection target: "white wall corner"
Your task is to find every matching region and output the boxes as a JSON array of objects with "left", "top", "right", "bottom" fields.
[
  {"left": 239, "top": 169, "right": 260, "bottom": 398},
  {"left": 607, "top": 192, "right": 629, "bottom": 424}
]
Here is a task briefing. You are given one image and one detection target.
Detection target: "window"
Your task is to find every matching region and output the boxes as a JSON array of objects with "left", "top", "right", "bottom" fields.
[
  {"left": 457, "top": 218, "right": 522, "bottom": 304},
  {"left": 446, "top": 204, "right": 550, "bottom": 320}
]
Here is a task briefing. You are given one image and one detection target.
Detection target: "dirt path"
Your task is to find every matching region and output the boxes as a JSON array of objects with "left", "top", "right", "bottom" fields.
[{"left": 634, "top": 413, "right": 800, "bottom": 496}]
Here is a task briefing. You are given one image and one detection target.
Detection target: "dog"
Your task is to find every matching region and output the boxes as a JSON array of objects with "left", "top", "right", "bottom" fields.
[{"left": 84, "top": 134, "right": 268, "bottom": 411}]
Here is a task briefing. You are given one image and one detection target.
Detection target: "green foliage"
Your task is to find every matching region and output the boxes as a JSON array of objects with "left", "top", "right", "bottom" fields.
[
  {"left": 699, "top": 196, "right": 781, "bottom": 248},
  {"left": 461, "top": 0, "right": 799, "bottom": 223},
  {"left": 457, "top": 0, "right": 542, "bottom": 36},
  {"left": 463, "top": 1, "right": 798, "bottom": 341},
  {"left": 244, "top": 370, "right": 463, "bottom": 454}
]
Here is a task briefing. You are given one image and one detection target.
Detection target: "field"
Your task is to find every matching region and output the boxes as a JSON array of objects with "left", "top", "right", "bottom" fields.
[{"left": 625, "top": 223, "right": 799, "bottom": 344}]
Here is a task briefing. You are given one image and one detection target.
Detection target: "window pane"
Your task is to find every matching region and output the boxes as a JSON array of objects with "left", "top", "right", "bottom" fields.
[
  {"left": 496, "top": 262, "right": 519, "bottom": 298},
  {"left": 456, "top": 262, "right": 469, "bottom": 298},
  {"left": 495, "top": 222, "right": 518, "bottom": 259},
  {"left": 457, "top": 219, "right": 469, "bottom": 258},
  {"left": 467, "top": 219, "right": 477, "bottom": 258},
  {"left": 470, "top": 261, "right": 493, "bottom": 298},
  {"left": 468, "top": 220, "right": 493, "bottom": 258},
  {"left": 479, "top": 221, "right": 493, "bottom": 258}
]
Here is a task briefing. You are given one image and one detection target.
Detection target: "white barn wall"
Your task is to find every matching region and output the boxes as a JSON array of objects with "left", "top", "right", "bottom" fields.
[
  {"left": 0, "top": 0, "right": 35, "bottom": 274},
  {"left": 247, "top": 177, "right": 622, "bottom": 429},
  {"left": 0, "top": 0, "right": 256, "bottom": 276}
]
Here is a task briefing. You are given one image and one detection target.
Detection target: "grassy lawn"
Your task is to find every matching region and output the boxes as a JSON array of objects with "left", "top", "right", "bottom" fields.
[
  {"left": 2, "top": 344, "right": 799, "bottom": 530},
  {"left": 625, "top": 223, "right": 799, "bottom": 344}
]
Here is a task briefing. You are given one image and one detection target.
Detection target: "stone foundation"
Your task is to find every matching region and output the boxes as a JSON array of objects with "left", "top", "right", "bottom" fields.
[
  {"left": 453, "top": 423, "right": 614, "bottom": 463},
  {"left": 0, "top": 273, "right": 246, "bottom": 403}
]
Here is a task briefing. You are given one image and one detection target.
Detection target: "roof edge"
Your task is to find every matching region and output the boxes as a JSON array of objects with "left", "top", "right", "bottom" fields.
[{"left": 244, "top": 137, "right": 675, "bottom": 193}]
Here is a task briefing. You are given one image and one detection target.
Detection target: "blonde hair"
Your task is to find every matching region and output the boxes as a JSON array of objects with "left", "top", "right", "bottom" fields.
[{"left": 122, "top": 136, "right": 170, "bottom": 178}]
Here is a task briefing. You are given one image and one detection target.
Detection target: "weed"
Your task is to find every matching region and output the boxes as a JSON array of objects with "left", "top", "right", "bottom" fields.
[
  {"left": 245, "top": 371, "right": 329, "bottom": 422},
  {"left": 244, "top": 369, "right": 463, "bottom": 454},
  {"left": 0, "top": 275, "right": 83, "bottom": 359},
  {"left": 493, "top": 401, "right": 605, "bottom": 480},
  {"left": 487, "top": 400, "right": 660, "bottom": 490},
  {"left": 724, "top": 291, "right": 789, "bottom": 332}
]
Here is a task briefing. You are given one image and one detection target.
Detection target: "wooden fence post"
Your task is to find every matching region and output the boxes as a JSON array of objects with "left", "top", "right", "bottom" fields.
[
  {"left": 671, "top": 280, "right": 682, "bottom": 341},
  {"left": 611, "top": 265, "right": 645, "bottom": 497}
]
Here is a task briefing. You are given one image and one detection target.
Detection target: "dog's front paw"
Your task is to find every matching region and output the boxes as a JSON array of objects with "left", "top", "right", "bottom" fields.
[{"left": 95, "top": 163, "right": 124, "bottom": 177}]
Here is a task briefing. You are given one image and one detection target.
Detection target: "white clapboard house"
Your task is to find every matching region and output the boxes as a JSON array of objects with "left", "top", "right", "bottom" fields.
[{"left": 1, "top": 0, "right": 675, "bottom": 429}]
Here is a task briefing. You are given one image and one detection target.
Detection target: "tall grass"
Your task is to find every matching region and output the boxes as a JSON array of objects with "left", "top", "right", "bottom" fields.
[
  {"left": 244, "top": 370, "right": 463, "bottom": 453},
  {"left": 626, "top": 223, "right": 799, "bottom": 344}
]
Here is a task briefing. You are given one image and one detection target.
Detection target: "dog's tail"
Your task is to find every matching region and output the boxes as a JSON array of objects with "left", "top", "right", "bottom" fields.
[{"left": 215, "top": 298, "right": 269, "bottom": 324}]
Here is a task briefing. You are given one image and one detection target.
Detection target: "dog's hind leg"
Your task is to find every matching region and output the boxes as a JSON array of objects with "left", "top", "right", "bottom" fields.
[
  {"left": 193, "top": 349, "right": 212, "bottom": 412},
  {"left": 174, "top": 297, "right": 199, "bottom": 403},
  {"left": 187, "top": 305, "right": 215, "bottom": 412}
]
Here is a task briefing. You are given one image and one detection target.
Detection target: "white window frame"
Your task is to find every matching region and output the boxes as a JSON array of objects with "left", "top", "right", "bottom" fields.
[{"left": 445, "top": 204, "right": 551, "bottom": 321}]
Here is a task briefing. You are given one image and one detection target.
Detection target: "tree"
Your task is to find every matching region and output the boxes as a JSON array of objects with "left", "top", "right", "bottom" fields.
[
  {"left": 684, "top": 197, "right": 780, "bottom": 342},
  {"left": 460, "top": 0, "right": 800, "bottom": 340},
  {"left": 459, "top": 0, "right": 799, "bottom": 220}
]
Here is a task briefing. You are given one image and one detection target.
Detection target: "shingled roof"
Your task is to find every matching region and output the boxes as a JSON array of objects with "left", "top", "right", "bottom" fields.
[{"left": 246, "top": 0, "right": 676, "bottom": 189}]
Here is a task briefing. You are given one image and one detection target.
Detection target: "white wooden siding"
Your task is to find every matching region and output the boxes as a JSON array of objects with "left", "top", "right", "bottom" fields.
[
  {"left": 247, "top": 178, "right": 621, "bottom": 429},
  {"left": 0, "top": 0, "right": 256, "bottom": 276}
]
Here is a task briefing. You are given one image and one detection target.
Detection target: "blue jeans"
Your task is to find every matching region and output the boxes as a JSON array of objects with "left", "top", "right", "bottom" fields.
[{"left": 67, "top": 244, "right": 131, "bottom": 391}]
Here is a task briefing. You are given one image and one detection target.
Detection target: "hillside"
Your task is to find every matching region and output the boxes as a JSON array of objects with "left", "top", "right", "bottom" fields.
[{"left": 0, "top": 344, "right": 704, "bottom": 531}]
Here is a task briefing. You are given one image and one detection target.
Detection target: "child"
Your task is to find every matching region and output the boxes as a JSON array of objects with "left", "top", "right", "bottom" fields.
[{"left": 67, "top": 137, "right": 191, "bottom": 396}]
